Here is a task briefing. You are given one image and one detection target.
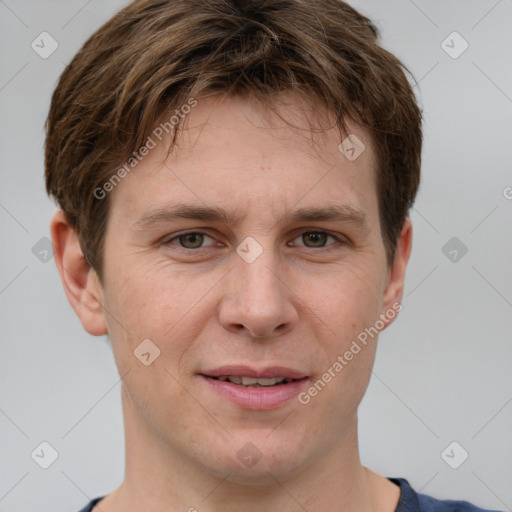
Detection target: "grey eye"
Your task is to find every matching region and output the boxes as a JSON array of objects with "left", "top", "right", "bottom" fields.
[
  {"left": 177, "top": 233, "right": 204, "bottom": 248},
  {"left": 301, "top": 232, "right": 329, "bottom": 247}
]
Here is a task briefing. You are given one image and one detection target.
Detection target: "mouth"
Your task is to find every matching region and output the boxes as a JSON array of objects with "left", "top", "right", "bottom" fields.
[
  {"left": 199, "top": 366, "right": 309, "bottom": 409},
  {"left": 207, "top": 375, "right": 297, "bottom": 387}
]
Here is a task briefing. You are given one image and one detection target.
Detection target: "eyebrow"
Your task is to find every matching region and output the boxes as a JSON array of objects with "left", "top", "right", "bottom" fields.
[{"left": 132, "top": 202, "right": 370, "bottom": 235}]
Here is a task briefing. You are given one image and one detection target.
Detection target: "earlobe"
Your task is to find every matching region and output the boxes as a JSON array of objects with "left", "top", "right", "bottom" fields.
[
  {"left": 380, "top": 218, "right": 413, "bottom": 326},
  {"left": 50, "top": 209, "right": 108, "bottom": 336}
]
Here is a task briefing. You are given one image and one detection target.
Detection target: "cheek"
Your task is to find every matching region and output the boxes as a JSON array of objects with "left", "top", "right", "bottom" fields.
[
  {"left": 101, "top": 262, "right": 223, "bottom": 373},
  {"left": 297, "top": 262, "right": 383, "bottom": 400},
  {"left": 101, "top": 264, "right": 218, "bottom": 435},
  {"left": 300, "top": 261, "right": 384, "bottom": 337}
]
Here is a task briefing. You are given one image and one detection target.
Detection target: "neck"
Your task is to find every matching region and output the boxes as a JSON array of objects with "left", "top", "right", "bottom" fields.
[{"left": 100, "top": 385, "right": 399, "bottom": 512}]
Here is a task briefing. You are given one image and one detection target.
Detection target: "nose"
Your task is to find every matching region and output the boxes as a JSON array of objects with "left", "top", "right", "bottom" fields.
[{"left": 218, "top": 252, "right": 299, "bottom": 339}]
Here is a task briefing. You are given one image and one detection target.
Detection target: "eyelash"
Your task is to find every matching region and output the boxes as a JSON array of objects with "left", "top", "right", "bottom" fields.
[{"left": 162, "top": 229, "right": 345, "bottom": 251}]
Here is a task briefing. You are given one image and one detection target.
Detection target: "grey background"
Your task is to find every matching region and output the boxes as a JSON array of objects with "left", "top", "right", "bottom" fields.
[{"left": 1, "top": 1, "right": 511, "bottom": 511}]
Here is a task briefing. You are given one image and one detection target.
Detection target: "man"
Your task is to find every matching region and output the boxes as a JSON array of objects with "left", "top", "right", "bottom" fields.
[{"left": 45, "top": 0, "right": 500, "bottom": 511}]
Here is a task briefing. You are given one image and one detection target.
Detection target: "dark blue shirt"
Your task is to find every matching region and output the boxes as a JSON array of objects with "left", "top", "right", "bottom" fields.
[{"left": 77, "top": 477, "right": 503, "bottom": 511}]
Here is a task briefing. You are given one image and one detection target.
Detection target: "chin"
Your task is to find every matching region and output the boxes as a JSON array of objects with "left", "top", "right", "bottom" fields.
[
  {"left": 204, "top": 435, "right": 310, "bottom": 485},
  {"left": 219, "top": 458, "right": 299, "bottom": 487}
]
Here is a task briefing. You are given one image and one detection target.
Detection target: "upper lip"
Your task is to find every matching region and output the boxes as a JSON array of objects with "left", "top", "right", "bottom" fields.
[{"left": 201, "top": 365, "right": 308, "bottom": 379}]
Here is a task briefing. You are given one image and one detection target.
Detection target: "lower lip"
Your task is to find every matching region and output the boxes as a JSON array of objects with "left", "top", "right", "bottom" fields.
[{"left": 200, "top": 375, "right": 309, "bottom": 410}]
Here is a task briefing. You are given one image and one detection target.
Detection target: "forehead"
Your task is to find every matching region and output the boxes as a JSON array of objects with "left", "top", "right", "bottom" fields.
[{"left": 108, "top": 94, "right": 379, "bottom": 228}]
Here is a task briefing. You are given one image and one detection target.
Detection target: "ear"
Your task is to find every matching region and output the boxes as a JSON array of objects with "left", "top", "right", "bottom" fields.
[
  {"left": 380, "top": 217, "right": 413, "bottom": 328},
  {"left": 50, "top": 209, "right": 108, "bottom": 336}
]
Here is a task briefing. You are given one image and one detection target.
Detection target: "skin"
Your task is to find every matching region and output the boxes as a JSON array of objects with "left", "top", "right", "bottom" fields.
[{"left": 51, "top": 93, "right": 412, "bottom": 512}]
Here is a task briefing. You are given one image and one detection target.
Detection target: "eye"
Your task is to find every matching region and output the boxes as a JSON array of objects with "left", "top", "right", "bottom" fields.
[
  {"left": 165, "top": 232, "right": 217, "bottom": 249},
  {"left": 290, "top": 231, "right": 341, "bottom": 248}
]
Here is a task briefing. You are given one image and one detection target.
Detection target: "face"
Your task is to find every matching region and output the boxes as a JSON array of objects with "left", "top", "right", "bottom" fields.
[{"left": 74, "top": 94, "right": 409, "bottom": 484}]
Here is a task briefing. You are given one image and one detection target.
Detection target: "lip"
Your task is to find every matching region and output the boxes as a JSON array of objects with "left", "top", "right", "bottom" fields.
[
  {"left": 200, "top": 374, "right": 309, "bottom": 410},
  {"left": 199, "top": 365, "right": 309, "bottom": 410},
  {"left": 201, "top": 365, "right": 307, "bottom": 379}
]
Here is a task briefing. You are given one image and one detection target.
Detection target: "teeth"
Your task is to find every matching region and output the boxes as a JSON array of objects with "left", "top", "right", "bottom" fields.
[
  {"left": 241, "top": 376, "right": 259, "bottom": 385},
  {"left": 216, "top": 376, "right": 290, "bottom": 386}
]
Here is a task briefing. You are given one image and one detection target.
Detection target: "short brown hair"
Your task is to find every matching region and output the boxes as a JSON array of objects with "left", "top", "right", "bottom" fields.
[{"left": 45, "top": 0, "right": 422, "bottom": 282}]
